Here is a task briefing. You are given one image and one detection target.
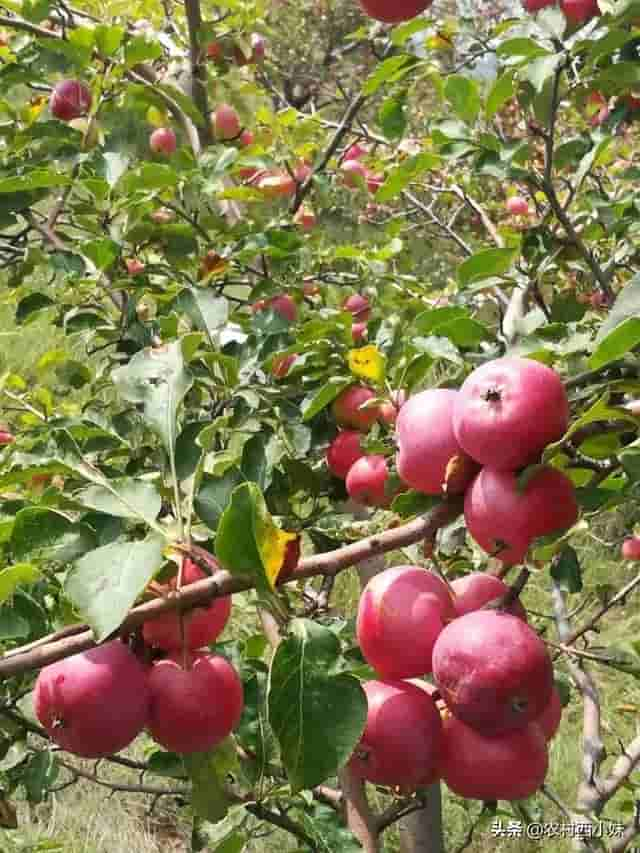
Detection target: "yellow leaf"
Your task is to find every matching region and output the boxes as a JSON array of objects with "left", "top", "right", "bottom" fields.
[
  {"left": 256, "top": 522, "right": 297, "bottom": 590},
  {"left": 347, "top": 345, "right": 386, "bottom": 384}
]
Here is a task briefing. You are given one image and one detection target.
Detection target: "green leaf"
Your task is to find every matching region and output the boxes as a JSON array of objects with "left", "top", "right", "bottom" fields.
[
  {"left": 0, "top": 607, "right": 29, "bottom": 640},
  {"left": 82, "top": 238, "right": 120, "bottom": 271},
  {"left": 15, "top": 293, "right": 55, "bottom": 324},
  {"left": 590, "top": 317, "right": 640, "bottom": 370},
  {"left": 184, "top": 738, "right": 239, "bottom": 822},
  {"left": 486, "top": 70, "right": 516, "bottom": 119},
  {"left": 414, "top": 306, "right": 467, "bottom": 333},
  {"left": 436, "top": 317, "right": 491, "bottom": 348},
  {"left": 593, "top": 62, "right": 640, "bottom": 94},
  {"left": 0, "top": 563, "right": 40, "bottom": 604},
  {"left": 445, "top": 75, "right": 481, "bottom": 123},
  {"left": 95, "top": 24, "right": 125, "bottom": 56},
  {"left": 378, "top": 93, "right": 407, "bottom": 140},
  {"left": 550, "top": 546, "right": 582, "bottom": 594},
  {"left": 458, "top": 247, "right": 517, "bottom": 287},
  {"left": 267, "top": 619, "right": 367, "bottom": 792},
  {"left": 391, "top": 491, "right": 440, "bottom": 517},
  {"left": 0, "top": 171, "right": 68, "bottom": 193},
  {"left": 23, "top": 751, "right": 58, "bottom": 804},
  {"left": 375, "top": 153, "right": 441, "bottom": 202},
  {"left": 523, "top": 55, "right": 561, "bottom": 94},
  {"left": 363, "top": 55, "right": 412, "bottom": 95},
  {"left": 496, "top": 38, "right": 552, "bottom": 59},
  {"left": 74, "top": 479, "right": 161, "bottom": 525},
  {"left": 301, "top": 378, "right": 351, "bottom": 422},
  {"left": 11, "top": 508, "right": 96, "bottom": 563},
  {"left": 124, "top": 35, "right": 163, "bottom": 68},
  {"left": 195, "top": 469, "right": 244, "bottom": 531},
  {"left": 64, "top": 533, "right": 165, "bottom": 641},
  {"left": 112, "top": 341, "right": 193, "bottom": 453},
  {"left": 215, "top": 482, "right": 280, "bottom": 589},
  {"left": 590, "top": 274, "right": 640, "bottom": 368},
  {"left": 174, "top": 289, "right": 229, "bottom": 340}
]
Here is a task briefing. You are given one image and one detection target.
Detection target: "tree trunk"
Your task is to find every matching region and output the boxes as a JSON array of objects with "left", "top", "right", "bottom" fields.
[{"left": 398, "top": 784, "right": 445, "bottom": 853}]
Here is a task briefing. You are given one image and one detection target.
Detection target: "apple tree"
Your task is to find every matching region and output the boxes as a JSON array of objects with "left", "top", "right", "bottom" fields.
[{"left": 1, "top": 0, "right": 640, "bottom": 850}]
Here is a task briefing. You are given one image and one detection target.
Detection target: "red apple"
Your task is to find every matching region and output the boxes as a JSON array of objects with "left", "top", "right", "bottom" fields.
[
  {"left": 207, "top": 41, "right": 224, "bottom": 61},
  {"left": 0, "top": 431, "right": 15, "bottom": 445},
  {"left": 50, "top": 80, "right": 92, "bottom": 121},
  {"left": 561, "top": 0, "right": 600, "bottom": 22},
  {"left": 351, "top": 322, "right": 368, "bottom": 343},
  {"left": 342, "top": 293, "right": 371, "bottom": 322},
  {"left": 357, "top": 565, "right": 455, "bottom": 679},
  {"left": 332, "top": 385, "right": 380, "bottom": 431},
  {"left": 505, "top": 195, "right": 530, "bottom": 216},
  {"left": 125, "top": 258, "right": 145, "bottom": 276},
  {"left": 344, "top": 142, "right": 368, "bottom": 161},
  {"left": 622, "top": 537, "right": 640, "bottom": 560},
  {"left": 326, "top": 430, "right": 364, "bottom": 479},
  {"left": 143, "top": 558, "right": 231, "bottom": 651},
  {"left": 396, "top": 389, "right": 464, "bottom": 495},
  {"left": 147, "top": 652, "right": 243, "bottom": 754},
  {"left": 34, "top": 641, "right": 150, "bottom": 758},
  {"left": 349, "top": 680, "right": 443, "bottom": 787},
  {"left": 238, "top": 129, "right": 254, "bottom": 147},
  {"left": 464, "top": 465, "right": 578, "bottom": 566},
  {"left": 254, "top": 170, "right": 297, "bottom": 197},
  {"left": 213, "top": 103, "right": 241, "bottom": 140},
  {"left": 366, "top": 171, "right": 383, "bottom": 195},
  {"left": 451, "top": 572, "right": 527, "bottom": 621},
  {"left": 150, "top": 207, "right": 175, "bottom": 225},
  {"left": 378, "top": 401, "right": 398, "bottom": 425},
  {"left": 439, "top": 714, "right": 548, "bottom": 800},
  {"left": 149, "top": 127, "right": 177, "bottom": 156},
  {"left": 341, "top": 159, "right": 368, "bottom": 188},
  {"left": 433, "top": 610, "right": 554, "bottom": 736},
  {"left": 252, "top": 293, "right": 297, "bottom": 323},
  {"left": 294, "top": 206, "right": 316, "bottom": 231},
  {"left": 522, "top": 0, "right": 555, "bottom": 10},
  {"left": 535, "top": 684, "right": 563, "bottom": 741},
  {"left": 590, "top": 290, "right": 607, "bottom": 309},
  {"left": 250, "top": 32, "right": 266, "bottom": 62},
  {"left": 453, "top": 356, "right": 569, "bottom": 470},
  {"left": 346, "top": 454, "right": 390, "bottom": 507},
  {"left": 358, "top": 0, "right": 433, "bottom": 23}
]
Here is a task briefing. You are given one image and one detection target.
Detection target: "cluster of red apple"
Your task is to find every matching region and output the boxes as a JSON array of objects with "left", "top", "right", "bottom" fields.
[
  {"left": 340, "top": 143, "right": 384, "bottom": 196},
  {"left": 522, "top": 0, "right": 599, "bottom": 24},
  {"left": 328, "top": 354, "right": 579, "bottom": 562},
  {"left": 33, "top": 558, "right": 242, "bottom": 759},
  {"left": 357, "top": 0, "right": 599, "bottom": 25},
  {"left": 349, "top": 565, "right": 562, "bottom": 800}
]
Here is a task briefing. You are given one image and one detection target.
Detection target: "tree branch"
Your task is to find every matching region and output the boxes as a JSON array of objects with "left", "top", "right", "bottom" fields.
[
  {"left": 182, "top": 0, "right": 211, "bottom": 147},
  {"left": 551, "top": 581, "right": 605, "bottom": 819},
  {"left": 0, "top": 499, "right": 462, "bottom": 679}
]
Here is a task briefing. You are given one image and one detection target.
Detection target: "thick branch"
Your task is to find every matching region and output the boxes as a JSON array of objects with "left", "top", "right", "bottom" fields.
[
  {"left": 551, "top": 581, "right": 605, "bottom": 818},
  {"left": 0, "top": 500, "right": 462, "bottom": 679},
  {"left": 182, "top": 0, "right": 211, "bottom": 147},
  {"left": 597, "top": 734, "right": 640, "bottom": 805},
  {"left": 339, "top": 767, "right": 380, "bottom": 853}
]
